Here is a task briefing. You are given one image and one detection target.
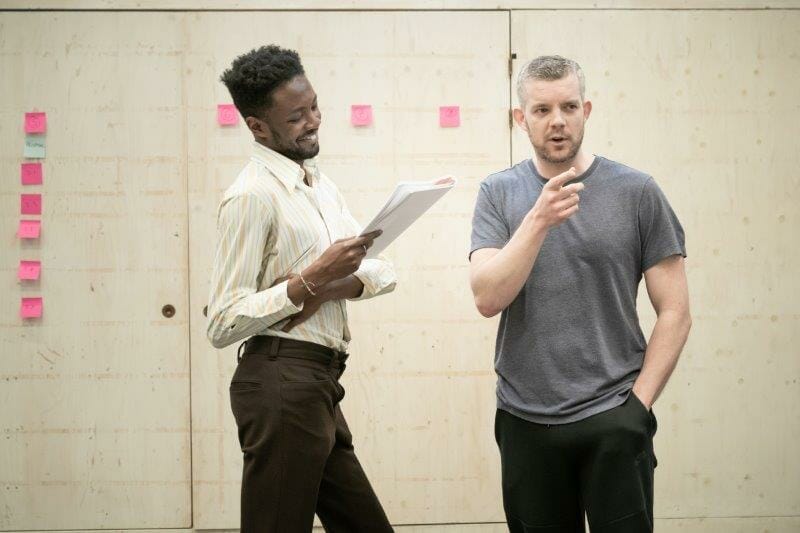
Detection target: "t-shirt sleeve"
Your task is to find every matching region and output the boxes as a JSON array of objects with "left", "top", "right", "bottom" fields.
[
  {"left": 470, "top": 182, "right": 510, "bottom": 259},
  {"left": 638, "top": 177, "right": 687, "bottom": 272}
]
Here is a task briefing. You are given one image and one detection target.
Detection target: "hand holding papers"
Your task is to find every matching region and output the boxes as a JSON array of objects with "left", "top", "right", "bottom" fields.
[{"left": 360, "top": 176, "right": 456, "bottom": 259}]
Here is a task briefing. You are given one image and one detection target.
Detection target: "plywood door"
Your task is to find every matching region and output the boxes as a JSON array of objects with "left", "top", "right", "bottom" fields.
[
  {"left": 511, "top": 9, "right": 800, "bottom": 519},
  {"left": 0, "top": 12, "right": 191, "bottom": 530},
  {"left": 186, "top": 10, "right": 510, "bottom": 528}
]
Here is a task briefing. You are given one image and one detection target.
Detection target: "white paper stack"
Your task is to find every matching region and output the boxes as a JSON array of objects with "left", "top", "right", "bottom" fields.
[{"left": 360, "top": 176, "right": 456, "bottom": 259}]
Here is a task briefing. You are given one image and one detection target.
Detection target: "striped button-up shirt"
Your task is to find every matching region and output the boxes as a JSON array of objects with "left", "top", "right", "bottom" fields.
[{"left": 207, "top": 142, "right": 397, "bottom": 352}]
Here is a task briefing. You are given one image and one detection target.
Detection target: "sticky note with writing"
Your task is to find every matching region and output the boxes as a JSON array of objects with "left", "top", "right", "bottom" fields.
[
  {"left": 21, "top": 162, "right": 43, "bottom": 185},
  {"left": 25, "top": 112, "right": 47, "bottom": 133},
  {"left": 21, "top": 194, "right": 42, "bottom": 215},
  {"left": 217, "top": 104, "right": 238, "bottom": 125},
  {"left": 350, "top": 105, "right": 373, "bottom": 127},
  {"left": 21, "top": 297, "right": 43, "bottom": 319},
  {"left": 19, "top": 220, "right": 41, "bottom": 239},
  {"left": 439, "top": 106, "right": 461, "bottom": 127},
  {"left": 24, "top": 135, "right": 46, "bottom": 158},
  {"left": 19, "top": 260, "right": 41, "bottom": 281}
]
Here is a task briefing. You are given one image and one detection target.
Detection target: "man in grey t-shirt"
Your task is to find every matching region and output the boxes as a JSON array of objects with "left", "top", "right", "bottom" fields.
[{"left": 470, "top": 56, "right": 691, "bottom": 532}]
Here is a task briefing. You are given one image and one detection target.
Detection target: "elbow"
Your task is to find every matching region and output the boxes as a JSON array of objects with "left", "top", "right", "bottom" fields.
[
  {"left": 474, "top": 295, "right": 501, "bottom": 318},
  {"left": 470, "top": 272, "right": 504, "bottom": 318},
  {"left": 380, "top": 263, "right": 398, "bottom": 295},
  {"left": 207, "top": 329, "right": 228, "bottom": 350},
  {"left": 383, "top": 280, "right": 397, "bottom": 295},
  {"left": 209, "top": 335, "right": 229, "bottom": 350},
  {"left": 206, "top": 316, "right": 232, "bottom": 350},
  {"left": 478, "top": 307, "right": 500, "bottom": 319}
]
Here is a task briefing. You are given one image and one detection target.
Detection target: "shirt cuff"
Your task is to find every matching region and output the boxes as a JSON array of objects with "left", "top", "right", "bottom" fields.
[
  {"left": 252, "top": 279, "right": 303, "bottom": 320},
  {"left": 349, "top": 258, "right": 397, "bottom": 301}
]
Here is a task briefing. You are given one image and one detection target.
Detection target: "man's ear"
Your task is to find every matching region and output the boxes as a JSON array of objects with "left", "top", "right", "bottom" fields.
[
  {"left": 583, "top": 99, "right": 592, "bottom": 121},
  {"left": 245, "top": 116, "right": 271, "bottom": 142},
  {"left": 512, "top": 108, "right": 528, "bottom": 132}
]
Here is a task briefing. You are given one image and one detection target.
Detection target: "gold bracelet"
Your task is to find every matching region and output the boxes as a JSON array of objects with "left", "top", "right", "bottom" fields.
[{"left": 299, "top": 274, "right": 317, "bottom": 296}]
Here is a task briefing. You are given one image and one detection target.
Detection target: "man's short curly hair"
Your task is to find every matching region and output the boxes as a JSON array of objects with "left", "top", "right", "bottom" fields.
[{"left": 220, "top": 45, "right": 305, "bottom": 119}]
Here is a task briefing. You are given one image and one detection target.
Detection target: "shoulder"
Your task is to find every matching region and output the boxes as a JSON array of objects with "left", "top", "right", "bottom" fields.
[
  {"left": 479, "top": 160, "right": 534, "bottom": 207},
  {"left": 219, "top": 161, "right": 277, "bottom": 215},
  {"left": 482, "top": 160, "right": 531, "bottom": 190},
  {"left": 596, "top": 156, "right": 653, "bottom": 191}
]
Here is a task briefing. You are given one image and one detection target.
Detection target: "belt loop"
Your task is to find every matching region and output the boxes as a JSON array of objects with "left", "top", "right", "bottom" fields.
[
  {"left": 268, "top": 336, "right": 280, "bottom": 361},
  {"left": 237, "top": 340, "right": 247, "bottom": 363}
]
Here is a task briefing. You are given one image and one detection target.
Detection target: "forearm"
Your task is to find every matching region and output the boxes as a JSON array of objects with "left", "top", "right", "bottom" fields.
[
  {"left": 291, "top": 238, "right": 381, "bottom": 304},
  {"left": 471, "top": 217, "right": 548, "bottom": 317},
  {"left": 207, "top": 281, "right": 302, "bottom": 348},
  {"left": 319, "top": 275, "right": 364, "bottom": 302},
  {"left": 470, "top": 166, "right": 582, "bottom": 318},
  {"left": 286, "top": 274, "right": 319, "bottom": 306},
  {"left": 633, "top": 309, "right": 692, "bottom": 408},
  {"left": 285, "top": 269, "right": 361, "bottom": 306},
  {"left": 278, "top": 275, "right": 366, "bottom": 333}
]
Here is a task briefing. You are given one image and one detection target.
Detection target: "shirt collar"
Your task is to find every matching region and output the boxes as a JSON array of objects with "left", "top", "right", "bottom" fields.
[{"left": 251, "top": 141, "right": 318, "bottom": 191}]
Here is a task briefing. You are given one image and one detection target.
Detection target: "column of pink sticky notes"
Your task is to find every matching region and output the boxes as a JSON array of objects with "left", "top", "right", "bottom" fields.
[{"left": 20, "top": 111, "right": 45, "bottom": 319}]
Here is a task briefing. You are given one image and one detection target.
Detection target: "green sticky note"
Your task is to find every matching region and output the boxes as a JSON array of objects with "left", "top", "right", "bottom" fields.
[{"left": 24, "top": 135, "right": 46, "bottom": 159}]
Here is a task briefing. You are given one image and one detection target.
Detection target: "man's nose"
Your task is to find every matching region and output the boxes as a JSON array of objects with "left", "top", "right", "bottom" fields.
[
  {"left": 307, "top": 110, "right": 322, "bottom": 129},
  {"left": 551, "top": 109, "right": 566, "bottom": 127}
]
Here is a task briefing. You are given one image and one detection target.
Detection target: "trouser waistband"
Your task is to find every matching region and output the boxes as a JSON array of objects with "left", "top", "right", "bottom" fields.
[{"left": 238, "top": 335, "right": 349, "bottom": 368}]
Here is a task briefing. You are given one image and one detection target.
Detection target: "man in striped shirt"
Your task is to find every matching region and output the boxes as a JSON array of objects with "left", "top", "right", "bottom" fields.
[{"left": 207, "top": 45, "right": 396, "bottom": 532}]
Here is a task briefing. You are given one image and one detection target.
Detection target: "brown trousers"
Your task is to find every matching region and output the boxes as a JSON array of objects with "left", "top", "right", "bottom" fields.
[{"left": 229, "top": 336, "right": 393, "bottom": 533}]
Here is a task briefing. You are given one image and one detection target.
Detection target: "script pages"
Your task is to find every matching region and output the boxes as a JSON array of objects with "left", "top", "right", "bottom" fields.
[{"left": 361, "top": 176, "right": 456, "bottom": 259}]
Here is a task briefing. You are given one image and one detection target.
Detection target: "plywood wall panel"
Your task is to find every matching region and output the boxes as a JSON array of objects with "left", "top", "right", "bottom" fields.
[{"left": 0, "top": 12, "right": 191, "bottom": 530}]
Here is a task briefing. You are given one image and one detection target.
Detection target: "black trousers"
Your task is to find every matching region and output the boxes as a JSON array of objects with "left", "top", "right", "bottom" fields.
[
  {"left": 229, "top": 336, "right": 393, "bottom": 533},
  {"left": 495, "top": 394, "right": 658, "bottom": 533}
]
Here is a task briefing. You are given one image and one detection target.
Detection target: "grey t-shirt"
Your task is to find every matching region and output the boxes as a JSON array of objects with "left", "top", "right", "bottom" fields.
[{"left": 470, "top": 156, "right": 686, "bottom": 424}]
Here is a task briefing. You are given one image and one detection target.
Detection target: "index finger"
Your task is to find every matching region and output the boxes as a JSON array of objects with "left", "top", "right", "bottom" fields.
[
  {"left": 360, "top": 229, "right": 382, "bottom": 239},
  {"left": 341, "top": 235, "right": 373, "bottom": 250},
  {"left": 544, "top": 167, "right": 577, "bottom": 190},
  {"left": 352, "top": 230, "right": 381, "bottom": 245}
]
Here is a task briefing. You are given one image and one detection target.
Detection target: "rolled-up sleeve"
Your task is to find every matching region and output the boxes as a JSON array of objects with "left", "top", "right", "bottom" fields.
[
  {"left": 206, "top": 194, "right": 302, "bottom": 349},
  {"left": 351, "top": 258, "right": 397, "bottom": 301}
]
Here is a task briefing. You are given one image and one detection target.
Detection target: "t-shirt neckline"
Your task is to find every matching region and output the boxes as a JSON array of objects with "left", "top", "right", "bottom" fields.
[{"left": 527, "top": 155, "right": 602, "bottom": 188}]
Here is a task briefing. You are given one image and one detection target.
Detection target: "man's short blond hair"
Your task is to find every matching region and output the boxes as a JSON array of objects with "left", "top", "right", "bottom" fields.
[{"left": 517, "top": 55, "right": 586, "bottom": 105}]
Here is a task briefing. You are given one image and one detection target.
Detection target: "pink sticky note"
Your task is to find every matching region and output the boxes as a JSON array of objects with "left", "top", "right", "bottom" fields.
[
  {"left": 20, "top": 297, "right": 43, "bottom": 319},
  {"left": 439, "top": 106, "right": 461, "bottom": 128},
  {"left": 19, "top": 260, "right": 41, "bottom": 281},
  {"left": 217, "top": 104, "right": 238, "bottom": 126},
  {"left": 350, "top": 105, "right": 373, "bottom": 127},
  {"left": 25, "top": 112, "right": 47, "bottom": 134},
  {"left": 21, "top": 163, "right": 43, "bottom": 185},
  {"left": 21, "top": 194, "right": 42, "bottom": 215},
  {"left": 19, "top": 220, "right": 41, "bottom": 239}
]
